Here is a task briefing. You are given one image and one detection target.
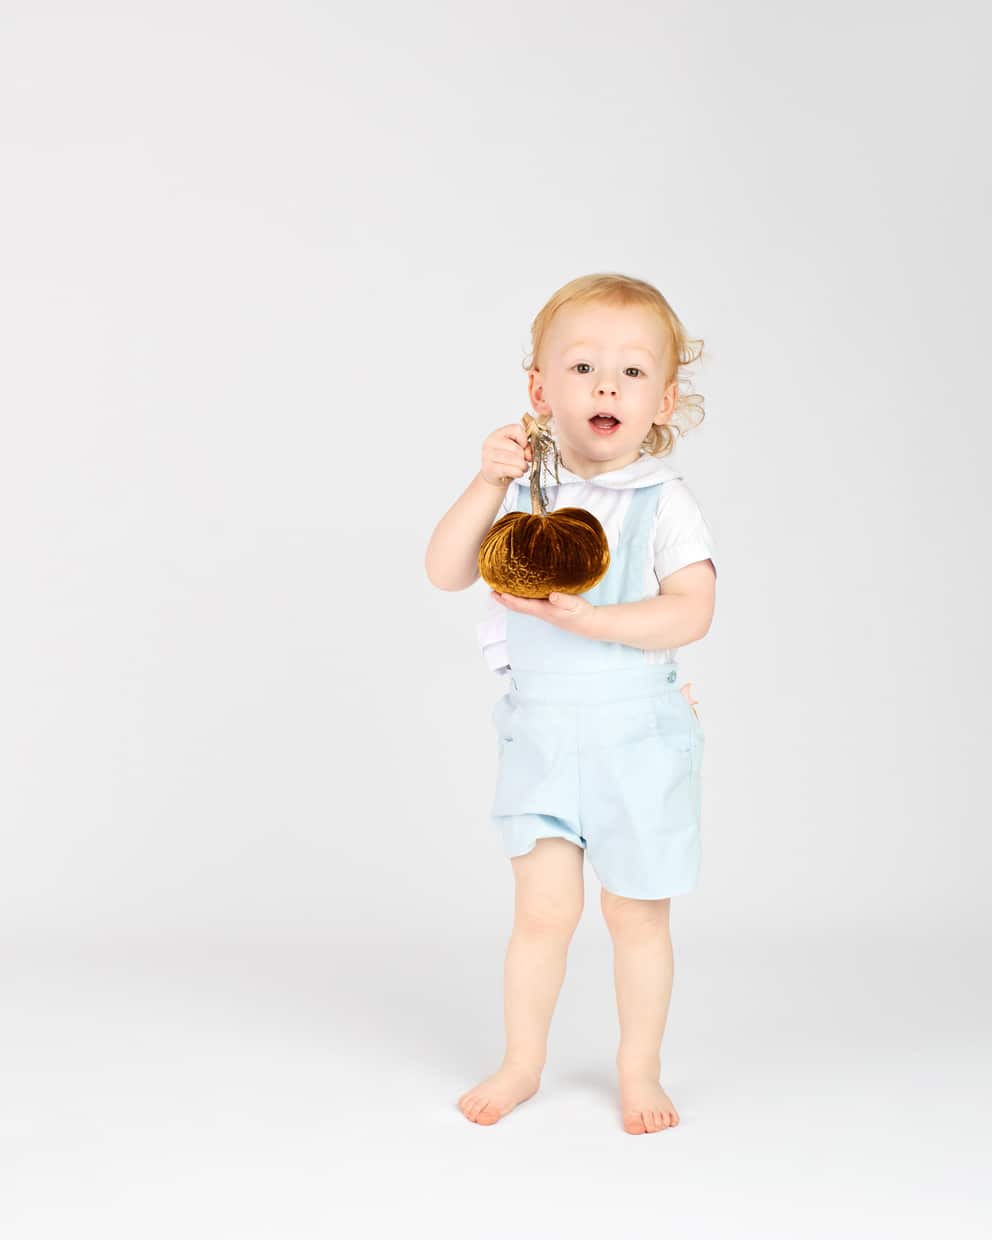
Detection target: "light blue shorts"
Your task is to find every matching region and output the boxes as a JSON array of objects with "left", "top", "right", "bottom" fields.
[{"left": 489, "top": 664, "right": 703, "bottom": 900}]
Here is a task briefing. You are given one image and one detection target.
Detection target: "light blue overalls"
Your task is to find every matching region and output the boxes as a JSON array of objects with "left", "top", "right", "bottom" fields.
[{"left": 489, "top": 480, "right": 704, "bottom": 900}]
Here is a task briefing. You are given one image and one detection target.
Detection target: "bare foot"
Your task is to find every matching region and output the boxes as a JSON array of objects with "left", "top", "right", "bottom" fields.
[
  {"left": 457, "top": 1064, "right": 541, "bottom": 1125},
  {"left": 618, "top": 1073, "right": 680, "bottom": 1134}
]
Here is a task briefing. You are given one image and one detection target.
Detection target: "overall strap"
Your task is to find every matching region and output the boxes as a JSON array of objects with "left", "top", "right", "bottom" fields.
[
  {"left": 624, "top": 481, "right": 664, "bottom": 528},
  {"left": 514, "top": 483, "right": 533, "bottom": 513}
]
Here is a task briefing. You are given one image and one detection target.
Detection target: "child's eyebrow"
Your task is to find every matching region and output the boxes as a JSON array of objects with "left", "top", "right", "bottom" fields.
[{"left": 563, "top": 340, "right": 657, "bottom": 360}]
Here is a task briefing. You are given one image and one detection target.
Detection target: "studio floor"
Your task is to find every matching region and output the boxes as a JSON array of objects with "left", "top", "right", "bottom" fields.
[{"left": 1, "top": 927, "right": 988, "bottom": 1239}]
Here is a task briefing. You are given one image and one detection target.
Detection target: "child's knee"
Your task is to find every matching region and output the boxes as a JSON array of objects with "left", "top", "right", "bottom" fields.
[
  {"left": 600, "top": 887, "right": 670, "bottom": 932},
  {"left": 514, "top": 886, "right": 583, "bottom": 935}
]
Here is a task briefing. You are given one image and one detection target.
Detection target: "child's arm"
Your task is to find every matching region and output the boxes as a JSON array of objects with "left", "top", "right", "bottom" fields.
[
  {"left": 490, "top": 560, "right": 715, "bottom": 649},
  {"left": 426, "top": 422, "right": 532, "bottom": 591},
  {"left": 425, "top": 471, "right": 509, "bottom": 591},
  {"left": 589, "top": 560, "right": 716, "bottom": 650}
]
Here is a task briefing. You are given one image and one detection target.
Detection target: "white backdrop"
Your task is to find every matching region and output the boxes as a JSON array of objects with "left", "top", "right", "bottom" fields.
[{"left": 2, "top": 2, "right": 989, "bottom": 1236}]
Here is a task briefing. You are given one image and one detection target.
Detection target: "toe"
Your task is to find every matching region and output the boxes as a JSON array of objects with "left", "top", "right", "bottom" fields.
[{"left": 472, "top": 1096, "right": 497, "bottom": 1122}]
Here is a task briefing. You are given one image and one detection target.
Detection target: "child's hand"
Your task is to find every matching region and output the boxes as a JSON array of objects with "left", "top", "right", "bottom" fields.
[
  {"left": 490, "top": 588, "right": 598, "bottom": 637},
  {"left": 681, "top": 681, "right": 701, "bottom": 721},
  {"left": 480, "top": 421, "right": 534, "bottom": 488}
]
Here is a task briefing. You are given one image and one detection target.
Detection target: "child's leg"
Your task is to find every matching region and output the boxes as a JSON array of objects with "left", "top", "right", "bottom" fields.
[
  {"left": 600, "top": 888, "right": 680, "bottom": 1134},
  {"left": 457, "top": 836, "right": 584, "bottom": 1125},
  {"left": 503, "top": 836, "right": 584, "bottom": 1069}
]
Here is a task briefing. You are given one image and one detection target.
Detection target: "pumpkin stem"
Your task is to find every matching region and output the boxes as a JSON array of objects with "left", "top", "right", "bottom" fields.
[{"left": 522, "top": 413, "right": 562, "bottom": 518}]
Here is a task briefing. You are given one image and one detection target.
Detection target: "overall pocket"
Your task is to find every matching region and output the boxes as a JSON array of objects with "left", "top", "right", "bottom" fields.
[
  {"left": 491, "top": 691, "right": 515, "bottom": 743},
  {"left": 649, "top": 693, "right": 695, "bottom": 754},
  {"left": 675, "top": 689, "right": 704, "bottom": 823}
]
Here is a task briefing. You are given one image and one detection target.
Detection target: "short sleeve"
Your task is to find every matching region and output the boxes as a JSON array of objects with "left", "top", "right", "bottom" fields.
[{"left": 652, "top": 480, "right": 717, "bottom": 584}]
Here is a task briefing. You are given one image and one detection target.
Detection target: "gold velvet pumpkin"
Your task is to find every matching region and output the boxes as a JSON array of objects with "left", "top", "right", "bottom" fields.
[{"left": 478, "top": 413, "right": 610, "bottom": 598}]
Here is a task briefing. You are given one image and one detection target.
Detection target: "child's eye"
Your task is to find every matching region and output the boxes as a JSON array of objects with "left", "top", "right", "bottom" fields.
[{"left": 572, "top": 363, "right": 644, "bottom": 377}]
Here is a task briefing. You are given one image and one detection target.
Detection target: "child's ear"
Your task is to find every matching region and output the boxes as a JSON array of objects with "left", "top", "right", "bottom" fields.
[{"left": 527, "top": 367, "right": 548, "bottom": 412}]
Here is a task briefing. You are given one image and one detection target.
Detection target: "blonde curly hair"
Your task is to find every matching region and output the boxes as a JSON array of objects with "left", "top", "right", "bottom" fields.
[{"left": 522, "top": 272, "right": 705, "bottom": 458}]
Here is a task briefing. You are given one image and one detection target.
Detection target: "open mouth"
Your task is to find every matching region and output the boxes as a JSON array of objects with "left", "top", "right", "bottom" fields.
[{"left": 589, "top": 414, "right": 621, "bottom": 434}]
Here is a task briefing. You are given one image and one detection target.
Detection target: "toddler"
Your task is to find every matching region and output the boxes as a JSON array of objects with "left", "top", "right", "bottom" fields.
[{"left": 425, "top": 273, "right": 717, "bottom": 1135}]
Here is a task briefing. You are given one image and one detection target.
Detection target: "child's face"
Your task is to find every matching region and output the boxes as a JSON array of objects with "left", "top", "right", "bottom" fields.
[{"left": 527, "top": 301, "right": 678, "bottom": 478}]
